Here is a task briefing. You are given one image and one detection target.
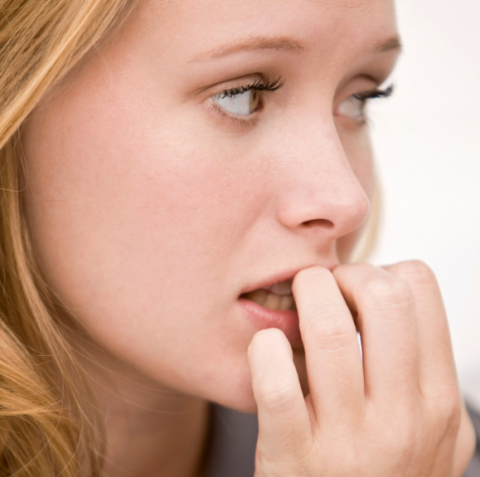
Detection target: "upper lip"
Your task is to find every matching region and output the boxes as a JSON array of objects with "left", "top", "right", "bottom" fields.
[{"left": 239, "top": 261, "right": 339, "bottom": 296}]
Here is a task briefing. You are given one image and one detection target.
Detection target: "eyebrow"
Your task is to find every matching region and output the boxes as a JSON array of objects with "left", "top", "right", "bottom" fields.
[
  {"left": 190, "top": 36, "right": 305, "bottom": 62},
  {"left": 191, "top": 34, "right": 401, "bottom": 63}
]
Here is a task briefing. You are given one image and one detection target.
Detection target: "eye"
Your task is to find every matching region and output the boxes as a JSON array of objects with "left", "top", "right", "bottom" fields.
[
  {"left": 211, "top": 77, "right": 284, "bottom": 118},
  {"left": 336, "top": 85, "right": 394, "bottom": 123},
  {"left": 337, "top": 95, "right": 366, "bottom": 121},
  {"left": 213, "top": 89, "right": 261, "bottom": 116}
]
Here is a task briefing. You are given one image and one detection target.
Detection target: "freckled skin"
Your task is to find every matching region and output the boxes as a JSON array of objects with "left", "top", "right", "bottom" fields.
[{"left": 22, "top": 0, "right": 398, "bottom": 412}]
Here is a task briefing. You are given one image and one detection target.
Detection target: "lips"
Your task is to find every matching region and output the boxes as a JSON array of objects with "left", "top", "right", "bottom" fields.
[{"left": 238, "top": 274, "right": 301, "bottom": 345}]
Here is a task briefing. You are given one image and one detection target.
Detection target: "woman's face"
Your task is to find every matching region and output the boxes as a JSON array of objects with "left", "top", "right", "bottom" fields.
[{"left": 23, "top": 0, "right": 399, "bottom": 412}]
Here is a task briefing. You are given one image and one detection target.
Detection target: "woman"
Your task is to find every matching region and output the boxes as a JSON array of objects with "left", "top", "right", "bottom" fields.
[{"left": 0, "top": 0, "right": 475, "bottom": 475}]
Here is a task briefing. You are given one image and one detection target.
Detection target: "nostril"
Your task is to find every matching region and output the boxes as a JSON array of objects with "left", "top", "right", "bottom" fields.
[{"left": 301, "top": 218, "right": 334, "bottom": 228}]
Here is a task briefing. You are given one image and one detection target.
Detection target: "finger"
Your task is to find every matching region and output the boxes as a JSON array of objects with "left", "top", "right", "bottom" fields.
[
  {"left": 248, "top": 328, "right": 312, "bottom": 458},
  {"left": 333, "top": 263, "right": 419, "bottom": 405},
  {"left": 293, "top": 266, "right": 364, "bottom": 424},
  {"left": 384, "top": 260, "right": 457, "bottom": 394},
  {"left": 385, "top": 262, "right": 476, "bottom": 477}
]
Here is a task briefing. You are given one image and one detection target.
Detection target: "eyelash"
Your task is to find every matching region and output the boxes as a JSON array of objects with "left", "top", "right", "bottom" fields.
[
  {"left": 210, "top": 76, "right": 284, "bottom": 128},
  {"left": 353, "top": 84, "right": 394, "bottom": 102},
  {"left": 217, "top": 76, "right": 285, "bottom": 99},
  {"left": 348, "top": 84, "right": 394, "bottom": 126},
  {"left": 211, "top": 80, "right": 394, "bottom": 129}
]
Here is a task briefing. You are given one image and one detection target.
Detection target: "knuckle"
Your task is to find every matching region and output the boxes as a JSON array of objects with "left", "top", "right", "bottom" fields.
[
  {"left": 390, "top": 260, "right": 437, "bottom": 289},
  {"left": 362, "top": 275, "right": 413, "bottom": 310},
  {"left": 307, "top": 310, "right": 354, "bottom": 352},
  {"left": 433, "top": 393, "right": 462, "bottom": 434},
  {"left": 256, "top": 376, "right": 297, "bottom": 413},
  {"left": 382, "top": 415, "right": 417, "bottom": 465}
]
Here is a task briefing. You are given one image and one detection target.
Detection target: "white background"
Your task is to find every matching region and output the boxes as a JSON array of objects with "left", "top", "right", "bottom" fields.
[{"left": 367, "top": 0, "right": 480, "bottom": 407}]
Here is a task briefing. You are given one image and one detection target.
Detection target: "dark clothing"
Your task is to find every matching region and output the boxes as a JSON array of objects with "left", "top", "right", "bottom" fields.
[
  {"left": 464, "top": 403, "right": 480, "bottom": 477},
  {"left": 204, "top": 405, "right": 258, "bottom": 477}
]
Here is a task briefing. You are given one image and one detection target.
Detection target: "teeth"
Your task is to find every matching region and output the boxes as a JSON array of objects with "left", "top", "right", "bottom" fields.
[
  {"left": 264, "top": 293, "right": 281, "bottom": 310},
  {"left": 279, "top": 295, "right": 294, "bottom": 311},
  {"left": 264, "top": 279, "right": 292, "bottom": 296},
  {"left": 246, "top": 289, "right": 267, "bottom": 307},
  {"left": 243, "top": 286, "right": 296, "bottom": 311}
]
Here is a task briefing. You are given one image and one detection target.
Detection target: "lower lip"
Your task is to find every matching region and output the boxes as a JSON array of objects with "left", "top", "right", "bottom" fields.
[{"left": 238, "top": 297, "right": 303, "bottom": 347}]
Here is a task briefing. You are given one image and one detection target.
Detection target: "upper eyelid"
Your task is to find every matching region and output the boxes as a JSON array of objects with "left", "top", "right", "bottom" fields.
[
  {"left": 214, "top": 85, "right": 253, "bottom": 99},
  {"left": 353, "top": 84, "right": 394, "bottom": 100},
  {"left": 207, "top": 81, "right": 393, "bottom": 129},
  {"left": 334, "top": 84, "right": 394, "bottom": 110},
  {"left": 194, "top": 73, "right": 277, "bottom": 96},
  {"left": 209, "top": 77, "right": 284, "bottom": 126},
  {"left": 215, "top": 76, "right": 285, "bottom": 99}
]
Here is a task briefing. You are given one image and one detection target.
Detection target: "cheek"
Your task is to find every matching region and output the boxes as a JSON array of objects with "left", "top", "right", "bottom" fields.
[
  {"left": 24, "top": 106, "right": 240, "bottom": 306},
  {"left": 23, "top": 62, "right": 251, "bottom": 302},
  {"left": 21, "top": 71, "right": 268, "bottom": 408},
  {"left": 336, "top": 127, "right": 375, "bottom": 262}
]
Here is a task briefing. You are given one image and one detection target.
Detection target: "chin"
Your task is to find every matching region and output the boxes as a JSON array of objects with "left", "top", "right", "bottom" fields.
[{"left": 207, "top": 375, "right": 259, "bottom": 414}]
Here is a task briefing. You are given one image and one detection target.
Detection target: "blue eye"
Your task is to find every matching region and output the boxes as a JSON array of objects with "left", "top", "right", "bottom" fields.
[{"left": 213, "top": 89, "right": 260, "bottom": 116}]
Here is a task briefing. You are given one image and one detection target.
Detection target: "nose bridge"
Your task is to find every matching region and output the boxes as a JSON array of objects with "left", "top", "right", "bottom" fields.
[{"left": 274, "top": 115, "right": 370, "bottom": 237}]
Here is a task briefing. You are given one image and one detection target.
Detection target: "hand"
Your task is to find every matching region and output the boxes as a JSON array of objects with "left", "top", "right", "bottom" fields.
[{"left": 248, "top": 261, "right": 476, "bottom": 477}]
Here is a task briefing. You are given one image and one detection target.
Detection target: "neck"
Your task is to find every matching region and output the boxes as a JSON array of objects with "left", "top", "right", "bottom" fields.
[{"left": 77, "top": 345, "right": 210, "bottom": 477}]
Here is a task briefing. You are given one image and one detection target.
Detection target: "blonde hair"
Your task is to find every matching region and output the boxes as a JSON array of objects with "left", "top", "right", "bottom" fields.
[{"left": 0, "top": 1, "right": 136, "bottom": 475}]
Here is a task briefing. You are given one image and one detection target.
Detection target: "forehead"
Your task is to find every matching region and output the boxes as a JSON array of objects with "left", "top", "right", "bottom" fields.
[{"left": 130, "top": 0, "right": 398, "bottom": 62}]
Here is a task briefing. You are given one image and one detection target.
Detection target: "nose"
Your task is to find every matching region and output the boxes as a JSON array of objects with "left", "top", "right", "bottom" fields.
[{"left": 274, "top": 117, "right": 370, "bottom": 242}]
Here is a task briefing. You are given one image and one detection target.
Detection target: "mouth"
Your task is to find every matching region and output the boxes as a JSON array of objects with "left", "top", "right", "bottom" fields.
[
  {"left": 237, "top": 264, "right": 337, "bottom": 346},
  {"left": 238, "top": 274, "right": 301, "bottom": 346},
  {"left": 240, "top": 279, "right": 296, "bottom": 311}
]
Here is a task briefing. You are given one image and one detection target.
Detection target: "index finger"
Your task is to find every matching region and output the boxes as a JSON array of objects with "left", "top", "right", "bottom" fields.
[{"left": 293, "top": 266, "right": 365, "bottom": 425}]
